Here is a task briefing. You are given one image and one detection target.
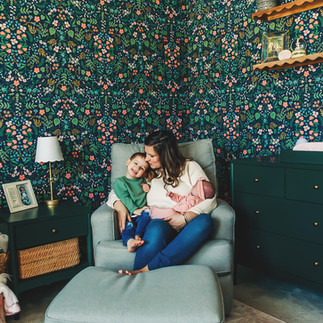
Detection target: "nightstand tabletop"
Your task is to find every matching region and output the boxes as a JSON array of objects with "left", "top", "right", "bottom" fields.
[{"left": 0, "top": 200, "right": 89, "bottom": 224}]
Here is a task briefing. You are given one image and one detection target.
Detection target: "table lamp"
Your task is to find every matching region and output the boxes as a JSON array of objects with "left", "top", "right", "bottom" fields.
[{"left": 35, "top": 136, "right": 64, "bottom": 206}]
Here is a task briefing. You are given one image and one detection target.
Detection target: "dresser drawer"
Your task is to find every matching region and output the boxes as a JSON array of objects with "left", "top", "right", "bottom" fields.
[
  {"left": 15, "top": 215, "right": 88, "bottom": 249},
  {"left": 286, "top": 169, "right": 323, "bottom": 204},
  {"left": 240, "top": 230, "right": 323, "bottom": 285},
  {"left": 235, "top": 193, "right": 323, "bottom": 244},
  {"left": 233, "top": 165, "right": 284, "bottom": 197}
]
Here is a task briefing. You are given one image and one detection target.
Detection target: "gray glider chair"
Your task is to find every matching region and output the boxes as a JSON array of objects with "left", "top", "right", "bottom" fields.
[{"left": 91, "top": 139, "right": 235, "bottom": 315}]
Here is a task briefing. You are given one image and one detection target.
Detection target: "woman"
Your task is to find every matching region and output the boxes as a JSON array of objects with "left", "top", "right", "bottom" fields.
[{"left": 108, "top": 130, "right": 217, "bottom": 275}]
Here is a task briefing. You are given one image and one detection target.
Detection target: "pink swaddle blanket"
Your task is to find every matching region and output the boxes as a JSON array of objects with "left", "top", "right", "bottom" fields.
[{"left": 150, "top": 177, "right": 208, "bottom": 219}]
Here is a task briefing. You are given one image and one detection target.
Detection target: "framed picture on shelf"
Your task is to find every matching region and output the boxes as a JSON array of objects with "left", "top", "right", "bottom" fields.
[
  {"left": 261, "top": 30, "right": 289, "bottom": 63},
  {"left": 2, "top": 180, "right": 38, "bottom": 213}
]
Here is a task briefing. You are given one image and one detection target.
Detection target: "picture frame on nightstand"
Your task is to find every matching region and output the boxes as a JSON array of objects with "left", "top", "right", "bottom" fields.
[{"left": 2, "top": 180, "right": 38, "bottom": 213}]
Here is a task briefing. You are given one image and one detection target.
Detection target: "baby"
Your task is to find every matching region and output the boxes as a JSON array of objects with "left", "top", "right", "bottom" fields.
[{"left": 144, "top": 177, "right": 215, "bottom": 220}]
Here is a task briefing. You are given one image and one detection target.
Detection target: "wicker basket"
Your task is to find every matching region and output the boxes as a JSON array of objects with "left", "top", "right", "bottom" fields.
[
  {"left": 18, "top": 238, "right": 80, "bottom": 279},
  {"left": 0, "top": 253, "right": 9, "bottom": 274}
]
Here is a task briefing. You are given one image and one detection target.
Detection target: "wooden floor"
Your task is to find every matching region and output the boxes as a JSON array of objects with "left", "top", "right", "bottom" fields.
[{"left": 234, "top": 265, "right": 323, "bottom": 323}]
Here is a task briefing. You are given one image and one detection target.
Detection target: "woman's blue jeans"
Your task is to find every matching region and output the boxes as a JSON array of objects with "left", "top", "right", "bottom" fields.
[{"left": 133, "top": 213, "right": 214, "bottom": 271}]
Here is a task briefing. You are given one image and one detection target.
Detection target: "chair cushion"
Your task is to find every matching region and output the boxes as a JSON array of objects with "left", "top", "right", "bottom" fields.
[
  {"left": 111, "top": 139, "right": 216, "bottom": 187},
  {"left": 45, "top": 265, "right": 225, "bottom": 323},
  {"left": 95, "top": 239, "right": 232, "bottom": 275}
]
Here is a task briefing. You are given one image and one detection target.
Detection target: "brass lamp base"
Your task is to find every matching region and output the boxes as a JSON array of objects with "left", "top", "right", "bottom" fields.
[{"left": 45, "top": 199, "right": 61, "bottom": 207}]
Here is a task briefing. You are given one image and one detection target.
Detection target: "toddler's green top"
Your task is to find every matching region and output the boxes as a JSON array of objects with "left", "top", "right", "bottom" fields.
[{"left": 113, "top": 176, "right": 147, "bottom": 214}]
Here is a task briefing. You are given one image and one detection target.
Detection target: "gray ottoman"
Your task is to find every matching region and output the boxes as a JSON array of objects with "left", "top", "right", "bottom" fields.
[{"left": 45, "top": 265, "right": 225, "bottom": 323}]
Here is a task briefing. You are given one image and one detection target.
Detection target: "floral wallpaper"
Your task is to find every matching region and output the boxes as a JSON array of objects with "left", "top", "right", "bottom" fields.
[{"left": 0, "top": 0, "right": 322, "bottom": 209}]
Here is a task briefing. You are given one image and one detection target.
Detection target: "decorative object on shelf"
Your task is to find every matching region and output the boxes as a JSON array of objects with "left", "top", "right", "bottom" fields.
[
  {"left": 261, "top": 30, "right": 290, "bottom": 62},
  {"left": 2, "top": 180, "right": 38, "bottom": 213},
  {"left": 278, "top": 49, "right": 292, "bottom": 60},
  {"left": 256, "top": 0, "right": 278, "bottom": 12},
  {"left": 252, "top": 0, "right": 323, "bottom": 21},
  {"left": 35, "top": 136, "right": 64, "bottom": 206},
  {"left": 291, "top": 37, "right": 307, "bottom": 58}
]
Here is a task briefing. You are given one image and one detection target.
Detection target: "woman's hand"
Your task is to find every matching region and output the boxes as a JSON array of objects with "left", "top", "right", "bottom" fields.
[
  {"left": 114, "top": 200, "right": 130, "bottom": 233},
  {"left": 183, "top": 211, "right": 197, "bottom": 223},
  {"left": 164, "top": 211, "right": 198, "bottom": 232},
  {"left": 164, "top": 212, "right": 186, "bottom": 232}
]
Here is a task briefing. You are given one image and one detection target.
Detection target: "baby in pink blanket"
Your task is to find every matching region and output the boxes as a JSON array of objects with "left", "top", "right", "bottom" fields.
[{"left": 149, "top": 177, "right": 215, "bottom": 219}]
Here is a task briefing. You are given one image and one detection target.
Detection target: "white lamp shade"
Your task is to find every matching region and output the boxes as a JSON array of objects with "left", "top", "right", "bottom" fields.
[{"left": 35, "top": 136, "right": 64, "bottom": 163}]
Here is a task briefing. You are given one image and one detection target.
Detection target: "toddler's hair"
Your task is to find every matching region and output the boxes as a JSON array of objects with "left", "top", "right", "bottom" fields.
[{"left": 129, "top": 152, "right": 146, "bottom": 160}]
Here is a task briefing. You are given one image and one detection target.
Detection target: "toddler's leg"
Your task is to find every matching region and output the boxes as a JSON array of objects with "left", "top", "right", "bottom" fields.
[
  {"left": 127, "top": 239, "right": 144, "bottom": 252},
  {"left": 135, "top": 209, "right": 151, "bottom": 238},
  {"left": 122, "top": 220, "right": 144, "bottom": 252},
  {"left": 121, "top": 220, "right": 136, "bottom": 246}
]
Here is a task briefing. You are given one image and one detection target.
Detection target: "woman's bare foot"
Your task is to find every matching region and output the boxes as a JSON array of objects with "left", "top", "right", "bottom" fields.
[
  {"left": 118, "top": 266, "right": 149, "bottom": 276},
  {"left": 127, "top": 238, "right": 144, "bottom": 252}
]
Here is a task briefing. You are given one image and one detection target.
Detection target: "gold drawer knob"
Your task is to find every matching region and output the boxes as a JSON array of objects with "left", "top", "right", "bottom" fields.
[
  {"left": 314, "top": 185, "right": 319, "bottom": 190},
  {"left": 52, "top": 229, "right": 56, "bottom": 233},
  {"left": 254, "top": 178, "right": 259, "bottom": 183},
  {"left": 313, "top": 222, "right": 319, "bottom": 227},
  {"left": 255, "top": 210, "right": 260, "bottom": 215},
  {"left": 314, "top": 261, "right": 319, "bottom": 267},
  {"left": 256, "top": 245, "right": 261, "bottom": 249}
]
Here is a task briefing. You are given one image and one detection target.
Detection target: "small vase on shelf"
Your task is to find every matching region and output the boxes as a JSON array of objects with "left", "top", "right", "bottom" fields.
[{"left": 256, "top": 0, "right": 278, "bottom": 12}]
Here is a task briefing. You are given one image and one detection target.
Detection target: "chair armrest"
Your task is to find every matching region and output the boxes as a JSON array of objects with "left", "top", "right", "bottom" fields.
[
  {"left": 211, "top": 198, "right": 235, "bottom": 242},
  {"left": 91, "top": 203, "right": 119, "bottom": 255}
]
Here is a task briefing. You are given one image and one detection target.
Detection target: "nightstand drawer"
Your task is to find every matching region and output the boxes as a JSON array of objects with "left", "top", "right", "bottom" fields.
[
  {"left": 233, "top": 165, "right": 284, "bottom": 197},
  {"left": 286, "top": 169, "right": 323, "bottom": 204},
  {"left": 15, "top": 215, "right": 88, "bottom": 249},
  {"left": 243, "top": 230, "right": 323, "bottom": 285},
  {"left": 236, "top": 193, "right": 323, "bottom": 244}
]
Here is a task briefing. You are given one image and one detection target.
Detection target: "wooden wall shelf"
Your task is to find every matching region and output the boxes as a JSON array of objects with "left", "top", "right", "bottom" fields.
[
  {"left": 253, "top": 52, "right": 323, "bottom": 71},
  {"left": 252, "top": 0, "right": 323, "bottom": 21}
]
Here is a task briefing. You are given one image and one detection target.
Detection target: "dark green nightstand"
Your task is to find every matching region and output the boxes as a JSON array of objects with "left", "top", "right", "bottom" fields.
[{"left": 0, "top": 200, "right": 92, "bottom": 297}]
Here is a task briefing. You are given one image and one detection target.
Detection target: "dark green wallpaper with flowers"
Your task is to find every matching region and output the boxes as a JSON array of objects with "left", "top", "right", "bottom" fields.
[{"left": 0, "top": 0, "right": 322, "bottom": 209}]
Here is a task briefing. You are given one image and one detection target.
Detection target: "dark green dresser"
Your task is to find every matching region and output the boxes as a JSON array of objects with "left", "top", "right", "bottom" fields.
[
  {"left": 231, "top": 156, "right": 323, "bottom": 288},
  {"left": 0, "top": 200, "right": 92, "bottom": 297}
]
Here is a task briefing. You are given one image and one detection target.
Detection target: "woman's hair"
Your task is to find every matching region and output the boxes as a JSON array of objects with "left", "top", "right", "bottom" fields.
[{"left": 145, "top": 130, "right": 187, "bottom": 187}]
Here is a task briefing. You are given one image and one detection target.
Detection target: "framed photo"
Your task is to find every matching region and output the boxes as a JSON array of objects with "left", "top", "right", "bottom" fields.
[
  {"left": 261, "top": 31, "right": 290, "bottom": 63},
  {"left": 2, "top": 180, "right": 38, "bottom": 213}
]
